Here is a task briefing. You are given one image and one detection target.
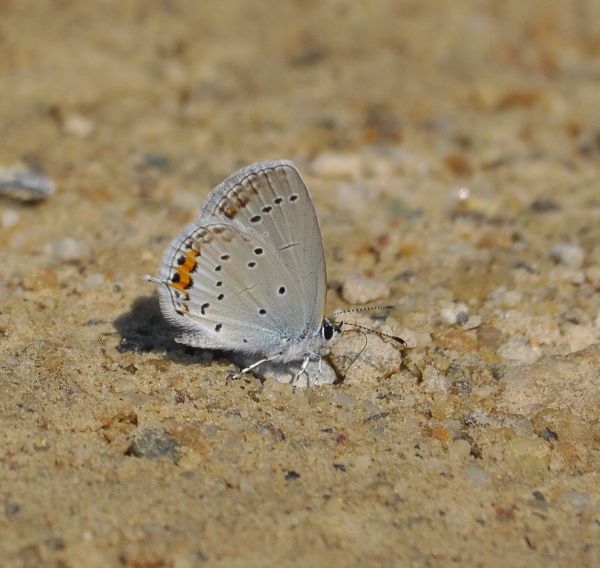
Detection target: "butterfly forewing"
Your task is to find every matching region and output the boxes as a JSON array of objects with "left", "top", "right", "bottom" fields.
[{"left": 199, "top": 160, "right": 327, "bottom": 331}]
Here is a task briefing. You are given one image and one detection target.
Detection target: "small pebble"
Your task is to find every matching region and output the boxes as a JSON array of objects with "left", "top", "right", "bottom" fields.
[
  {"left": 331, "top": 391, "right": 355, "bottom": 409},
  {"left": 448, "top": 439, "right": 471, "bottom": 460},
  {"left": 4, "top": 502, "right": 21, "bottom": 517},
  {"left": 84, "top": 273, "right": 105, "bottom": 289},
  {"left": 556, "top": 491, "right": 590, "bottom": 510},
  {"left": 503, "top": 290, "right": 522, "bottom": 308},
  {"left": 350, "top": 454, "right": 372, "bottom": 472},
  {"left": 341, "top": 273, "right": 390, "bottom": 305},
  {"left": 63, "top": 113, "right": 95, "bottom": 138},
  {"left": 530, "top": 198, "right": 560, "bottom": 212},
  {"left": 126, "top": 428, "right": 181, "bottom": 462},
  {"left": 0, "top": 165, "right": 55, "bottom": 201},
  {"left": 329, "top": 328, "right": 402, "bottom": 385},
  {"left": 487, "top": 287, "right": 522, "bottom": 308},
  {"left": 421, "top": 365, "right": 448, "bottom": 394},
  {"left": 434, "top": 330, "right": 478, "bottom": 352},
  {"left": 461, "top": 314, "right": 483, "bottom": 330},
  {"left": 47, "top": 237, "right": 89, "bottom": 263},
  {"left": 477, "top": 325, "right": 502, "bottom": 351},
  {"left": 440, "top": 302, "right": 469, "bottom": 325},
  {"left": 310, "top": 152, "right": 362, "bottom": 179},
  {"left": 562, "top": 324, "right": 598, "bottom": 354},
  {"left": 464, "top": 465, "right": 489, "bottom": 485},
  {"left": 549, "top": 242, "right": 584, "bottom": 269},
  {"left": 1, "top": 209, "right": 20, "bottom": 228},
  {"left": 498, "top": 336, "right": 541, "bottom": 364}
]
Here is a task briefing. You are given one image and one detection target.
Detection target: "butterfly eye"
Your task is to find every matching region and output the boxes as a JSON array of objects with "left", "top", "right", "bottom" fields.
[{"left": 322, "top": 320, "right": 334, "bottom": 341}]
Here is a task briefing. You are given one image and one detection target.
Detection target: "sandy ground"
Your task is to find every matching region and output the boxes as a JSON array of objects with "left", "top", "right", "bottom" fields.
[{"left": 1, "top": 1, "right": 599, "bottom": 566}]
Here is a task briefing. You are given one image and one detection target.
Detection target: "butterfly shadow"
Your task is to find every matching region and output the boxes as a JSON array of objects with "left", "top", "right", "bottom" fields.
[
  {"left": 113, "top": 295, "right": 341, "bottom": 385},
  {"left": 113, "top": 295, "right": 222, "bottom": 366}
]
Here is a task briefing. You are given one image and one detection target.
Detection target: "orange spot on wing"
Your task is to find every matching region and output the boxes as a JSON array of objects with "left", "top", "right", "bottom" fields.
[
  {"left": 169, "top": 279, "right": 185, "bottom": 291},
  {"left": 182, "top": 250, "right": 198, "bottom": 272},
  {"left": 169, "top": 250, "right": 199, "bottom": 291}
]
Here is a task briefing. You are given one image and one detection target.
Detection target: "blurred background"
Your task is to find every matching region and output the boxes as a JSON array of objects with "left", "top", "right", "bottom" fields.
[{"left": 2, "top": 1, "right": 599, "bottom": 178}]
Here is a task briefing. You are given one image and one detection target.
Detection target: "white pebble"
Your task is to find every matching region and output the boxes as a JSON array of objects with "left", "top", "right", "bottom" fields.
[
  {"left": 1, "top": 209, "right": 20, "bottom": 228},
  {"left": 84, "top": 273, "right": 105, "bottom": 289},
  {"left": 0, "top": 165, "right": 55, "bottom": 201},
  {"left": 503, "top": 290, "right": 523, "bottom": 308},
  {"left": 310, "top": 152, "right": 362, "bottom": 180},
  {"left": 461, "top": 314, "right": 483, "bottom": 330},
  {"left": 63, "top": 113, "right": 95, "bottom": 138},
  {"left": 440, "top": 302, "right": 469, "bottom": 325},
  {"left": 341, "top": 273, "right": 390, "bottom": 305},
  {"left": 498, "top": 336, "right": 541, "bottom": 364},
  {"left": 350, "top": 454, "right": 372, "bottom": 472},
  {"left": 332, "top": 391, "right": 355, "bottom": 409},
  {"left": 448, "top": 439, "right": 471, "bottom": 461},
  {"left": 421, "top": 365, "right": 448, "bottom": 394},
  {"left": 464, "top": 465, "right": 489, "bottom": 486},
  {"left": 556, "top": 491, "right": 590, "bottom": 509},
  {"left": 487, "top": 287, "right": 522, "bottom": 308},
  {"left": 562, "top": 324, "right": 598, "bottom": 353},
  {"left": 47, "top": 237, "right": 89, "bottom": 262},
  {"left": 550, "top": 242, "right": 584, "bottom": 269}
]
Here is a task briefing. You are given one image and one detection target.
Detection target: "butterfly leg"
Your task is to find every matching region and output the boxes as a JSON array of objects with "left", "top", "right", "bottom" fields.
[
  {"left": 292, "top": 352, "right": 323, "bottom": 388},
  {"left": 227, "top": 354, "right": 281, "bottom": 382},
  {"left": 292, "top": 353, "right": 312, "bottom": 387}
]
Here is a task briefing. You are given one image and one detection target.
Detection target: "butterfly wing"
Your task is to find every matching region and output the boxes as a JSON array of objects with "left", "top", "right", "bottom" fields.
[
  {"left": 198, "top": 160, "right": 327, "bottom": 333},
  {"left": 158, "top": 222, "right": 306, "bottom": 356}
]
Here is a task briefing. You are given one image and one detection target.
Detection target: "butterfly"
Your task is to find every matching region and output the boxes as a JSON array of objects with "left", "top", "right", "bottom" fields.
[{"left": 146, "top": 160, "right": 345, "bottom": 385}]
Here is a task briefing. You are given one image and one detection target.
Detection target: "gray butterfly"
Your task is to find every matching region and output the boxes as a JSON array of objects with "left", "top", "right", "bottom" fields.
[{"left": 146, "top": 160, "right": 341, "bottom": 385}]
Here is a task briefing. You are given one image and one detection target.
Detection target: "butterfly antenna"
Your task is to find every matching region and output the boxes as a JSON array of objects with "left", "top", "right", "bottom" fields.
[
  {"left": 341, "top": 329, "right": 369, "bottom": 376},
  {"left": 334, "top": 319, "right": 407, "bottom": 346},
  {"left": 332, "top": 304, "right": 395, "bottom": 317}
]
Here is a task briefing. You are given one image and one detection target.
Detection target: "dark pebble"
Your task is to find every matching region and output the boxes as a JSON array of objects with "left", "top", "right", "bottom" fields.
[
  {"left": 530, "top": 198, "right": 560, "bottom": 212},
  {"left": 532, "top": 490, "right": 546, "bottom": 501},
  {"left": 541, "top": 428, "right": 559, "bottom": 442},
  {"left": 5, "top": 502, "right": 21, "bottom": 517},
  {"left": 126, "top": 428, "right": 181, "bottom": 462}
]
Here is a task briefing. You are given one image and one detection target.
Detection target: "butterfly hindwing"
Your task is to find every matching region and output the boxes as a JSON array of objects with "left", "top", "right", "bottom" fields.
[{"left": 158, "top": 223, "right": 305, "bottom": 355}]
